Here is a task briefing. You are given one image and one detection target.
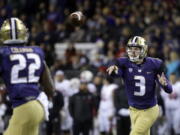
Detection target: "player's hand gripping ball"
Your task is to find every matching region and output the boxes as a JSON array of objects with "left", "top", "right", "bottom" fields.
[{"left": 69, "top": 11, "right": 85, "bottom": 26}]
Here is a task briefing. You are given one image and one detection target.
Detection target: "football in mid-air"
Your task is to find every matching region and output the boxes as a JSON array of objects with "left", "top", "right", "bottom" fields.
[{"left": 69, "top": 11, "right": 85, "bottom": 26}]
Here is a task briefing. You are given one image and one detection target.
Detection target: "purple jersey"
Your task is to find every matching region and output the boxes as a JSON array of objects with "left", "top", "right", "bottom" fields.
[
  {"left": 112, "top": 57, "right": 172, "bottom": 109},
  {"left": 0, "top": 46, "right": 45, "bottom": 107}
]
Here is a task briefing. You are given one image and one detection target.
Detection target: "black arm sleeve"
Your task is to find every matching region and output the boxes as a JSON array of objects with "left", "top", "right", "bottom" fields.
[{"left": 157, "top": 62, "right": 167, "bottom": 75}]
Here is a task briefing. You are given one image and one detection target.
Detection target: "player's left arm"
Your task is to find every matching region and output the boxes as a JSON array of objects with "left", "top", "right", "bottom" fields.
[
  {"left": 40, "top": 61, "right": 55, "bottom": 98},
  {"left": 157, "top": 62, "right": 172, "bottom": 93}
]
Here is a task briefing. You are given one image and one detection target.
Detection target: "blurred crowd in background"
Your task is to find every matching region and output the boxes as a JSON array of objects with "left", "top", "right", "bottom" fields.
[{"left": 0, "top": 0, "right": 180, "bottom": 135}]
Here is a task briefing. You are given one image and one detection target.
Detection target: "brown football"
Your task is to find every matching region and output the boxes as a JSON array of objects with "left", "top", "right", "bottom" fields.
[{"left": 69, "top": 11, "right": 85, "bottom": 26}]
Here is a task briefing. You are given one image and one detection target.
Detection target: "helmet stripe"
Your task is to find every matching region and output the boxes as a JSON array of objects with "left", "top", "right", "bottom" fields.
[
  {"left": 10, "top": 18, "right": 17, "bottom": 40},
  {"left": 9, "top": 19, "right": 13, "bottom": 39},
  {"left": 135, "top": 37, "right": 138, "bottom": 42},
  {"left": 132, "top": 36, "right": 137, "bottom": 44},
  {"left": 14, "top": 20, "right": 18, "bottom": 39}
]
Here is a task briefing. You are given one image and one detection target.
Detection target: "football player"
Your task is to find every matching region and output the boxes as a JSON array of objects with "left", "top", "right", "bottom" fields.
[
  {"left": 107, "top": 36, "right": 173, "bottom": 135},
  {"left": 0, "top": 17, "right": 54, "bottom": 135}
]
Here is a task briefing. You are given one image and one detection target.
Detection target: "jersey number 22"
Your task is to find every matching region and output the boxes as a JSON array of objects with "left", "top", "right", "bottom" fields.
[{"left": 10, "top": 53, "right": 41, "bottom": 84}]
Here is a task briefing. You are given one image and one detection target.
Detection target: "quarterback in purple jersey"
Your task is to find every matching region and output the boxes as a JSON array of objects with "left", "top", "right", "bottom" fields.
[
  {"left": 0, "top": 18, "right": 54, "bottom": 135},
  {"left": 107, "top": 36, "right": 172, "bottom": 135}
]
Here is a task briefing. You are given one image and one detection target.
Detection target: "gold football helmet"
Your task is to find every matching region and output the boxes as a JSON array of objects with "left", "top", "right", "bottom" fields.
[
  {"left": 126, "top": 36, "right": 148, "bottom": 62},
  {"left": 0, "top": 17, "right": 28, "bottom": 44}
]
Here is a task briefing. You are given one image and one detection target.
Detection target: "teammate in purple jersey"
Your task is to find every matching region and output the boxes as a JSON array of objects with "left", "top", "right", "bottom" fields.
[
  {"left": 0, "top": 17, "right": 54, "bottom": 135},
  {"left": 107, "top": 36, "right": 172, "bottom": 135}
]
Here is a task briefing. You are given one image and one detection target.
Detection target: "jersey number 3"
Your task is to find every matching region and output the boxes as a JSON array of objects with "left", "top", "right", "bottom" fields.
[
  {"left": 134, "top": 75, "right": 145, "bottom": 96},
  {"left": 10, "top": 53, "right": 41, "bottom": 84}
]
